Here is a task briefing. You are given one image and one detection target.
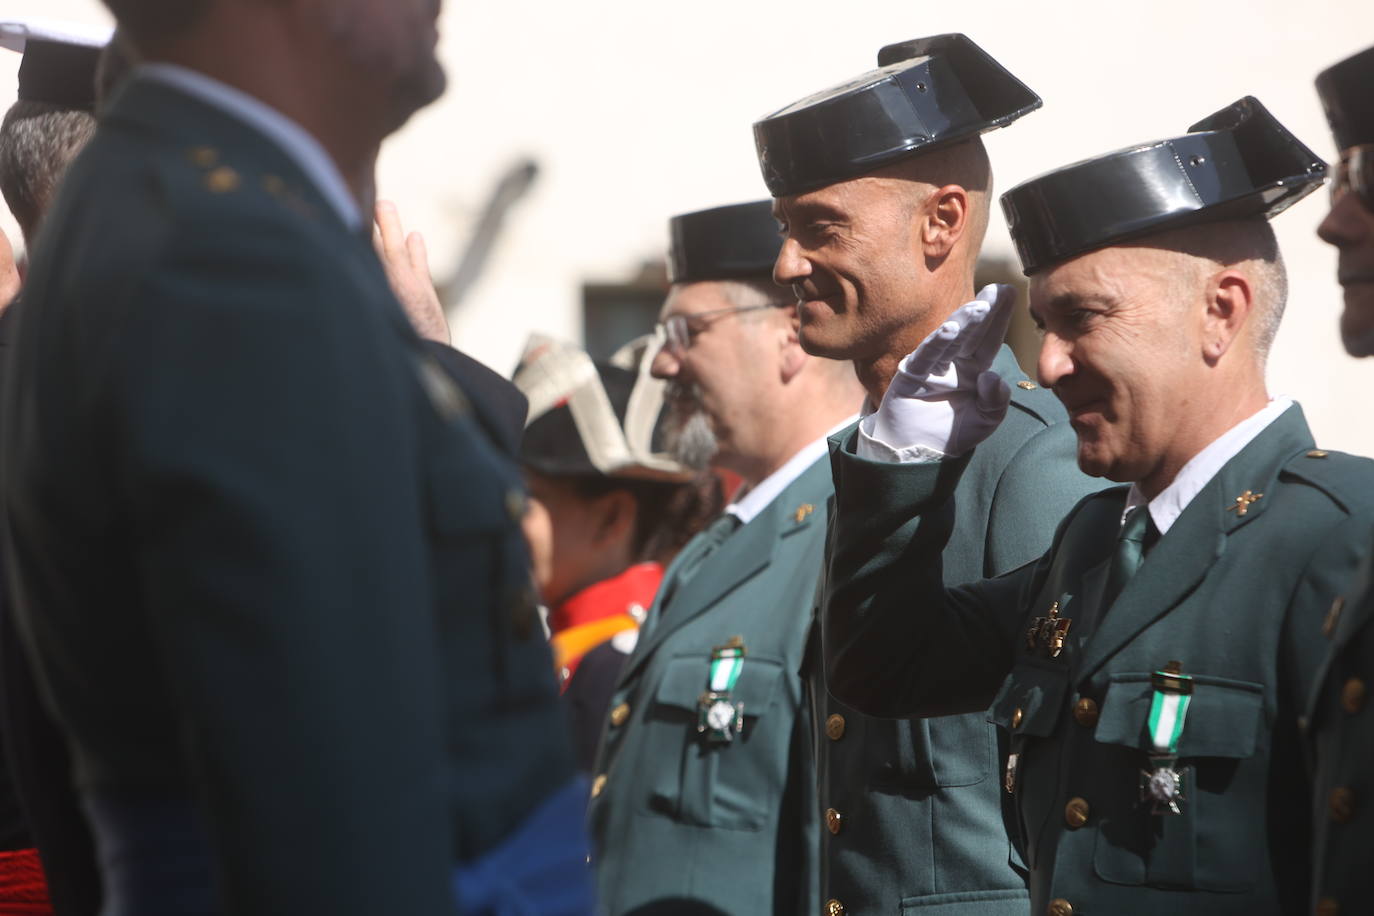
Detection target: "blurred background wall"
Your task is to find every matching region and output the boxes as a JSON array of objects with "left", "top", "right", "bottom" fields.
[{"left": 5, "top": 0, "right": 1373, "bottom": 454}]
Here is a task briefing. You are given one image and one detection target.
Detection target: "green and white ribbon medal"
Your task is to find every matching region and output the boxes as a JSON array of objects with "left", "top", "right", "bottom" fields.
[
  {"left": 698, "top": 640, "right": 746, "bottom": 743},
  {"left": 1140, "top": 661, "right": 1193, "bottom": 815}
]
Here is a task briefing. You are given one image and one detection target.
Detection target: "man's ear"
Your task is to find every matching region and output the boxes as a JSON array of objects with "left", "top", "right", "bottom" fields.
[
  {"left": 1202, "top": 268, "right": 1255, "bottom": 365},
  {"left": 919, "top": 184, "right": 971, "bottom": 260},
  {"left": 592, "top": 489, "right": 637, "bottom": 548}
]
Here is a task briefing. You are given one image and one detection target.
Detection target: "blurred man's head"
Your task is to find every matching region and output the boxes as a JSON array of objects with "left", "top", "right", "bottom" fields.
[
  {"left": 1314, "top": 45, "right": 1374, "bottom": 356},
  {"left": 100, "top": 0, "right": 445, "bottom": 140},
  {"left": 1004, "top": 96, "right": 1322, "bottom": 497},
  {"left": 0, "top": 23, "right": 109, "bottom": 244},
  {"left": 651, "top": 200, "right": 863, "bottom": 483}
]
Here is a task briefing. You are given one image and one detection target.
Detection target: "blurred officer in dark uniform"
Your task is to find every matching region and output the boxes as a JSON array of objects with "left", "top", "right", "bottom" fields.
[
  {"left": 588, "top": 200, "right": 864, "bottom": 915},
  {"left": 1306, "top": 43, "right": 1374, "bottom": 916},
  {"left": 754, "top": 35, "right": 1099, "bottom": 916},
  {"left": 823, "top": 97, "right": 1372, "bottom": 916},
  {"left": 0, "top": 1, "right": 590, "bottom": 914},
  {"left": 0, "top": 21, "right": 110, "bottom": 915},
  {"left": 513, "top": 335, "right": 715, "bottom": 770}
]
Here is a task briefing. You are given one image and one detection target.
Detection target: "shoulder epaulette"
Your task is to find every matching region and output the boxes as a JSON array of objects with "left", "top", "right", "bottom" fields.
[{"left": 1281, "top": 447, "right": 1374, "bottom": 516}]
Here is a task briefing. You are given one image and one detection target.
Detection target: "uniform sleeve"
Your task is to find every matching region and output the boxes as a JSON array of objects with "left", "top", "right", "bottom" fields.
[
  {"left": 984, "top": 421, "right": 1106, "bottom": 576},
  {"left": 823, "top": 432, "right": 1048, "bottom": 718},
  {"left": 113, "top": 225, "right": 457, "bottom": 914}
]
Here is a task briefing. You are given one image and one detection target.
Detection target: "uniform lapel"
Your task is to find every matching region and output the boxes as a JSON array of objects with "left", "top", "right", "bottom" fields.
[
  {"left": 621, "top": 456, "right": 831, "bottom": 681},
  {"left": 1076, "top": 405, "right": 1314, "bottom": 683}
]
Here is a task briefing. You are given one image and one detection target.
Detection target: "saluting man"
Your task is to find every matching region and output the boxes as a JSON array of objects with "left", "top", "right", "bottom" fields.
[
  {"left": 823, "top": 97, "right": 1373, "bottom": 916},
  {"left": 754, "top": 35, "right": 1099, "bottom": 916},
  {"left": 587, "top": 200, "right": 863, "bottom": 915},
  {"left": 1306, "top": 43, "right": 1374, "bottom": 916}
]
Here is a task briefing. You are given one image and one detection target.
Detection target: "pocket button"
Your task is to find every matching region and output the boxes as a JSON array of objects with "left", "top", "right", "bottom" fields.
[
  {"left": 825, "top": 808, "right": 843, "bottom": 835},
  {"left": 825, "top": 714, "right": 846, "bottom": 741},
  {"left": 1073, "top": 697, "right": 1099, "bottom": 727},
  {"left": 1047, "top": 900, "right": 1074, "bottom": 916},
  {"left": 1064, "top": 797, "right": 1090, "bottom": 829}
]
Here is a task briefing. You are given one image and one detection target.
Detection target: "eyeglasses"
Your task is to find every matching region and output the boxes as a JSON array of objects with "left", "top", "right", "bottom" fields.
[
  {"left": 1332, "top": 144, "right": 1374, "bottom": 211},
  {"left": 656, "top": 303, "right": 786, "bottom": 357}
]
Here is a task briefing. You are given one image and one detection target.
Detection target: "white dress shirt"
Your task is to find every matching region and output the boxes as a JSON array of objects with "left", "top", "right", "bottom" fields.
[
  {"left": 137, "top": 63, "right": 363, "bottom": 232},
  {"left": 726, "top": 415, "right": 859, "bottom": 525}
]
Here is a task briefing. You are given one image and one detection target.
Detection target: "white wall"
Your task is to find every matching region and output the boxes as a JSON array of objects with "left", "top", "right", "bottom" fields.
[{"left": 5, "top": 0, "right": 1373, "bottom": 453}]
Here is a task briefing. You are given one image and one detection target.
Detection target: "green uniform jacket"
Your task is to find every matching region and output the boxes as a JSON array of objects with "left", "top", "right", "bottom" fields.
[
  {"left": 1305, "top": 543, "right": 1374, "bottom": 916},
  {"left": 589, "top": 454, "right": 832, "bottom": 915},
  {"left": 1, "top": 78, "right": 576, "bottom": 913},
  {"left": 813, "top": 349, "right": 1102, "bottom": 916},
  {"left": 824, "top": 404, "right": 1374, "bottom": 915}
]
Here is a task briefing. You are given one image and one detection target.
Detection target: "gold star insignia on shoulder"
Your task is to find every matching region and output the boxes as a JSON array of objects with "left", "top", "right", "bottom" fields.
[
  {"left": 1016, "top": 380, "right": 1037, "bottom": 390},
  {"left": 205, "top": 166, "right": 241, "bottom": 194},
  {"left": 793, "top": 503, "right": 814, "bottom": 524},
  {"left": 1226, "top": 490, "right": 1263, "bottom": 516}
]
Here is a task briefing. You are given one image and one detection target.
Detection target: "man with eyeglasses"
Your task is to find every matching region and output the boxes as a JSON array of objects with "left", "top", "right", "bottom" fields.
[
  {"left": 1306, "top": 43, "right": 1374, "bottom": 916},
  {"left": 586, "top": 199, "right": 863, "bottom": 915},
  {"left": 754, "top": 34, "right": 1098, "bottom": 916}
]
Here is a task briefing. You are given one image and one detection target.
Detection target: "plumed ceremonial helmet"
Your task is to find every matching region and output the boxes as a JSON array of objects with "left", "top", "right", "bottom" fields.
[
  {"left": 1316, "top": 45, "right": 1374, "bottom": 152},
  {"left": 0, "top": 19, "right": 111, "bottom": 110},
  {"left": 752, "top": 33, "right": 1041, "bottom": 198},
  {"left": 1001, "top": 96, "right": 1327, "bottom": 275},
  {"left": 514, "top": 335, "right": 694, "bottom": 482},
  {"left": 666, "top": 200, "right": 780, "bottom": 285}
]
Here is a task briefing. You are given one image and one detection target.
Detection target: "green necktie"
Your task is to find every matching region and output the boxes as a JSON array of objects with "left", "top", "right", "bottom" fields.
[{"left": 1103, "top": 506, "right": 1156, "bottom": 611}]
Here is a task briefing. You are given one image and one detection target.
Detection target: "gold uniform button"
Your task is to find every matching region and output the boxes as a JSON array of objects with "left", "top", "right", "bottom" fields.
[
  {"left": 1308, "top": 449, "right": 1330, "bottom": 459},
  {"left": 610, "top": 703, "right": 630, "bottom": 727},
  {"left": 1064, "top": 797, "right": 1090, "bottom": 829},
  {"left": 1047, "top": 899, "right": 1074, "bottom": 916},
  {"left": 825, "top": 808, "right": 843, "bottom": 835},
  {"left": 1342, "top": 678, "right": 1366, "bottom": 715},
  {"left": 1329, "top": 787, "right": 1356, "bottom": 823},
  {"left": 826, "top": 899, "right": 846, "bottom": 916},
  {"left": 590, "top": 774, "right": 608, "bottom": 798},
  {"left": 825, "top": 714, "right": 846, "bottom": 741},
  {"left": 205, "top": 166, "right": 241, "bottom": 193},
  {"left": 1316, "top": 897, "right": 1341, "bottom": 916},
  {"left": 1017, "top": 380, "right": 1038, "bottom": 390},
  {"left": 1073, "top": 697, "right": 1099, "bottom": 728},
  {"left": 1011, "top": 707, "right": 1024, "bottom": 729}
]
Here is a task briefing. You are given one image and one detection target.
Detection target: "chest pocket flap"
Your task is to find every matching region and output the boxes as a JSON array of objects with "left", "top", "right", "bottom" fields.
[
  {"left": 1094, "top": 673, "right": 1264, "bottom": 758},
  {"left": 655, "top": 653, "right": 786, "bottom": 718},
  {"left": 990, "top": 662, "right": 1069, "bottom": 737}
]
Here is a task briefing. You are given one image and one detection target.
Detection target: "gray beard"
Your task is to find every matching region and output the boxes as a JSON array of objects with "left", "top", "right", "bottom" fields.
[{"left": 663, "top": 384, "right": 718, "bottom": 470}]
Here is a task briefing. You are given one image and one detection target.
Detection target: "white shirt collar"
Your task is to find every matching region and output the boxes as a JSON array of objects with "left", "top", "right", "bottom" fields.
[
  {"left": 1123, "top": 397, "right": 1294, "bottom": 534},
  {"left": 726, "top": 415, "right": 858, "bottom": 525},
  {"left": 135, "top": 63, "right": 364, "bottom": 232}
]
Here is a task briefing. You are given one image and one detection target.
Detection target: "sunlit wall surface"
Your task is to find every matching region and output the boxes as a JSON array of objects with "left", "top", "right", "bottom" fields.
[{"left": 5, "top": 0, "right": 1372, "bottom": 455}]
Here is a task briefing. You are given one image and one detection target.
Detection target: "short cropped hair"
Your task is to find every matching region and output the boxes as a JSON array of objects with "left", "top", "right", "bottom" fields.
[
  {"left": 99, "top": 0, "right": 213, "bottom": 45},
  {"left": 0, "top": 102, "right": 96, "bottom": 243},
  {"left": 1152, "top": 220, "right": 1288, "bottom": 360}
]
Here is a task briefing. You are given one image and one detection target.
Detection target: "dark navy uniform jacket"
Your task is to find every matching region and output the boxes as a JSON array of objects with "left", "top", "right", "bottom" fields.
[{"left": 0, "top": 76, "right": 571, "bottom": 914}]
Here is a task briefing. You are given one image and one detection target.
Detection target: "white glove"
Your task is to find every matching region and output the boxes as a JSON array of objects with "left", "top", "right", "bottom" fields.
[{"left": 857, "top": 283, "right": 1017, "bottom": 462}]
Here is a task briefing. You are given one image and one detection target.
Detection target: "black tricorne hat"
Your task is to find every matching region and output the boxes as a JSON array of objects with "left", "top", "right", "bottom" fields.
[
  {"left": 1, "top": 21, "right": 111, "bottom": 111},
  {"left": 667, "top": 200, "right": 780, "bottom": 284},
  {"left": 514, "top": 335, "right": 693, "bottom": 482},
  {"left": 1316, "top": 45, "right": 1374, "bottom": 151},
  {"left": 752, "top": 33, "right": 1041, "bottom": 198},
  {"left": 1000, "top": 96, "right": 1327, "bottom": 276}
]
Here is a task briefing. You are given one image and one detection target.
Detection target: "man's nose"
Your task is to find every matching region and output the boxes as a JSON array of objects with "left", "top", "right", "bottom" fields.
[
  {"left": 773, "top": 237, "right": 810, "bottom": 288},
  {"left": 1036, "top": 333, "right": 1073, "bottom": 391},
  {"left": 650, "top": 344, "right": 680, "bottom": 380},
  {"left": 1318, "top": 191, "right": 1372, "bottom": 248}
]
